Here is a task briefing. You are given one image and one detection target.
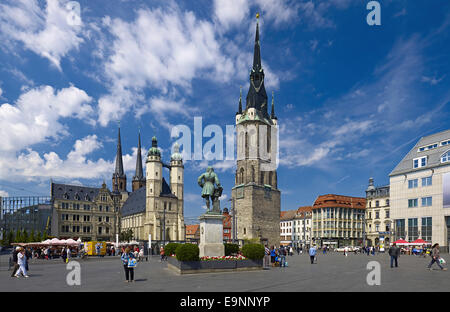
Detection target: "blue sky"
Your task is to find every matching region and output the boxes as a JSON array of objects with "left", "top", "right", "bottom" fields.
[{"left": 0, "top": 0, "right": 449, "bottom": 221}]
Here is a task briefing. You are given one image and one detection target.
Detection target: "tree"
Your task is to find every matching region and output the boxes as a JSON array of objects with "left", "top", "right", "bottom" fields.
[
  {"left": 29, "top": 230, "right": 36, "bottom": 243},
  {"left": 36, "top": 231, "right": 42, "bottom": 242},
  {"left": 119, "top": 229, "right": 133, "bottom": 242},
  {"left": 7, "top": 230, "right": 14, "bottom": 246},
  {"left": 42, "top": 230, "right": 48, "bottom": 241},
  {"left": 15, "top": 229, "right": 22, "bottom": 243},
  {"left": 23, "top": 229, "right": 29, "bottom": 243}
]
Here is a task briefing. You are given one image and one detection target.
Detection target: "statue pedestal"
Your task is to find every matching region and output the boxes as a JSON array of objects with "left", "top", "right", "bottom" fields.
[{"left": 199, "top": 213, "right": 225, "bottom": 258}]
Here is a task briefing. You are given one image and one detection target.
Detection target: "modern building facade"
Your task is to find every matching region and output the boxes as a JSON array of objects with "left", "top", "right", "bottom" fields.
[
  {"left": 312, "top": 194, "right": 366, "bottom": 248},
  {"left": 231, "top": 16, "right": 281, "bottom": 247},
  {"left": 365, "top": 178, "right": 392, "bottom": 248},
  {"left": 390, "top": 129, "right": 450, "bottom": 251},
  {"left": 1, "top": 196, "right": 52, "bottom": 236}
]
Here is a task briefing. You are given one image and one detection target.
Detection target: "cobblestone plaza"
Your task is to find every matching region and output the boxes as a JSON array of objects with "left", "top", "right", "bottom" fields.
[{"left": 1, "top": 252, "right": 448, "bottom": 292}]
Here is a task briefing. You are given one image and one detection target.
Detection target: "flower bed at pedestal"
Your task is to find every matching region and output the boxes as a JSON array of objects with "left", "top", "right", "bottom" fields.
[{"left": 167, "top": 256, "right": 263, "bottom": 274}]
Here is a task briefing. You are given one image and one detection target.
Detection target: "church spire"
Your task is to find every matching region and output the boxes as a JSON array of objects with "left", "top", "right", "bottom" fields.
[
  {"left": 246, "top": 13, "right": 269, "bottom": 118},
  {"left": 112, "top": 124, "right": 127, "bottom": 192},
  {"left": 134, "top": 131, "right": 144, "bottom": 180},
  {"left": 132, "top": 130, "right": 145, "bottom": 191},
  {"left": 271, "top": 91, "right": 277, "bottom": 120},
  {"left": 253, "top": 15, "right": 262, "bottom": 71},
  {"left": 237, "top": 86, "right": 243, "bottom": 115},
  {"left": 114, "top": 126, "right": 125, "bottom": 178}
]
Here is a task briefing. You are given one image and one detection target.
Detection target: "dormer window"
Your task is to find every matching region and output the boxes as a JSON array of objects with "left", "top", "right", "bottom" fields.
[
  {"left": 442, "top": 151, "right": 450, "bottom": 163},
  {"left": 413, "top": 156, "right": 427, "bottom": 168}
]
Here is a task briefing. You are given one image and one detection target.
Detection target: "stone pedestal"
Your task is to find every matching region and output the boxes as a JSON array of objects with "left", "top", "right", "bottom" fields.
[{"left": 199, "top": 213, "right": 225, "bottom": 258}]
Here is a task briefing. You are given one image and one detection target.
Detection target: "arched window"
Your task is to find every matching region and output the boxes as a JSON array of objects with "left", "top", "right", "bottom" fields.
[
  {"left": 442, "top": 150, "right": 450, "bottom": 163},
  {"left": 251, "top": 166, "right": 255, "bottom": 182},
  {"left": 239, "top": 168, "right": 245, "bottom": 184}
]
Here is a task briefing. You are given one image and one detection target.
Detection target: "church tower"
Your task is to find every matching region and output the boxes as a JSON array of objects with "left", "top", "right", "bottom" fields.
[
  {"left": 170, "top": 142, "right": 185, "bottom": 241},
  {"left": 232, "top": 15, "right": 281, "bottom": 247},
  {"left": 132, "top": 131, "right": 146, "bottom": 191},
  {"left": 112, "top": 126, "right": 127, "bottom": 193},
  {"left": 145, "top": 136, "right": 163, "bottom": 240}
]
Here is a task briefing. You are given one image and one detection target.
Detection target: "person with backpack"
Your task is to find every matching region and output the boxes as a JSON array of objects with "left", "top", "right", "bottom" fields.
[
  {"left": 427, "top": 243, "right": 447, "bottom": 271},
  {"left": 270, "top": 246, "right": 276, "bottom": 267},
  {"left": 121, "top": 247, "right": 136, "bottom": 282}
]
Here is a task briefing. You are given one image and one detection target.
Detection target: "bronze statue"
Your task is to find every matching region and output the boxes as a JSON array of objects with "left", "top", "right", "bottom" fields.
[{"left": 197, "top": 166, "right": 223, "bottom": 214}]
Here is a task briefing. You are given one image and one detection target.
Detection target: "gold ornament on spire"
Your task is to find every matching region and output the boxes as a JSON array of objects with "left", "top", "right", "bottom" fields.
[{"left": 256, "top": 13, "right": 260, "bottom": 19}]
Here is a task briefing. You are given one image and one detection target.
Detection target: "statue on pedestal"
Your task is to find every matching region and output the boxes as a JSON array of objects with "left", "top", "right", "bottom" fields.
[{"left": 197, "top": 166, "right": 223, "bottom": 214}]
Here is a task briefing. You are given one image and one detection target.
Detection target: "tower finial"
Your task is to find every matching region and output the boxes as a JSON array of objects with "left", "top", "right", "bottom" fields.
[{"left": 271, "top": 91, "right": 277, "bottom": 120}]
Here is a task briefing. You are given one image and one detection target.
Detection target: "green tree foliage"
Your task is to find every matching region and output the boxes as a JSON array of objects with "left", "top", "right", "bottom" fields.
[
  {"left": 164, "top": 243, "right": 181, "bottom": 256},
  {"left": 224, "top": 243, "right": 240, "bottom": 256},
  {"left": 241, "top": 243, "right": 265, "bottom": 260},
  {"left": 175, "top": 244, "right": 200, "bottom": 262}
]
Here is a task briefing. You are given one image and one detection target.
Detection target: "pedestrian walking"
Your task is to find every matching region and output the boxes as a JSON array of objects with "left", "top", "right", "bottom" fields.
[
  {"left": 279, "top": 246, "right": 286, "bottom": 268},
  {"left": 270, "top": 246, "right": 276, "bottom": 267},
  {"left": 10, "top": 247, "right": 20, "bottom": 277},
  {"left": 427, "top": 244, "right": 447, "bottom": 271},
  {"left": 66, "top": 247, "right": 71, "bottom": 263},
  {"left": 388, "top": 243, "right": 400, "bottom": 268},
  {"left": 121, "top": 247, "right": 136, "bottom": 282},
  {"left": 14, "top": 248, "right": 29, "bottom": 278},
  {"left": 289, "top": 246, "right": 293, "bottom": 256},
  {"left": 264, "top": 245, "right": 270, "bottom": 269},
  {"left": 160, "top": 246, "right": 166, "bottom": 261},
  {"left": 309, "top": 245, "right": 317, "bottom": 264}
]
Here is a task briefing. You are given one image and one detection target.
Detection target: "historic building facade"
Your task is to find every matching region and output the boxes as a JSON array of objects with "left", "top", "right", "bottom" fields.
[
  {"left": 50, "top": 181, "right": 118, "bottom": 241},
  {"left": 365, "top": 178, "right": 391, "bottom": 248},
  {"left": 312, "top": 194, "right": 366, "bottom": 248},
  {"left": 231, "top": 17, "right": 281, "bottom": 247},
  {"left": 120, "top": 137, "right": 185, "bottom": 243},
  {"left": 390, "top": 129, "right": 450, "bottom": 251}
]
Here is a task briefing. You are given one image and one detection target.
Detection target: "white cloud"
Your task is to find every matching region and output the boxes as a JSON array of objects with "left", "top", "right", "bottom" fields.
[
  {"left": 96, "top": 7, "right": 235, "bottom": 127},
  {"left": 0, "top": 190, "right": 9, "bottom": 197},
  {"left": 0, "top": 85, "right": 94, "bottom": 153},
  {"left": 0, "top": 134, "right": 144, "bottom": 182},
  {"left": 214, "top": 0, "right": 250, "bottom": 31},
  {"left": 0, "top": 0, "right": 85, "bottom": 70}
]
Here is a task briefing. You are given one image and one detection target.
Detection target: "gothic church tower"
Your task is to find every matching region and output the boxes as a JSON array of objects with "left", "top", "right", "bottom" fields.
[{"left": 231, "top": 16, "right": 281, "bottom": 247}]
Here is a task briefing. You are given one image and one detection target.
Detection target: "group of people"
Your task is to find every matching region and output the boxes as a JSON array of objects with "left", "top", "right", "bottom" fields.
[
  {"left": 388, "top": 243, "right": 447, "bottom": 271},
  {"left": 264, "top": 245, "right": 294, "bottom": 268}
]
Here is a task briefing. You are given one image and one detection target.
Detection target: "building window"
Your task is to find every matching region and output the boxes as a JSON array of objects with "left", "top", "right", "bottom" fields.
[
  {"left": 395, "top": 219, "right": 405, "bottom": 239},
  {"left": 386, "top": 199, "right": 390, "bottom": 206},
  {"left": 442, "top": 151, "right": 450, "bottom": 163},
  {"left": 98, "top": 227, "right": 102, "bottom": 234},
  {"left": 375, "top": 211, "right": 380, "bottom": 219},
  {"left": 421, "top": 197, "right": 432, "bottom": 207},
  {"left": 421, "top": 217, "right": 432, "bottom": 242},
  {"left": 375, "top": 200, "right": 379, "bottom": 207},
  {"left": 408, "top": 179, "right": 418, "bottom": 189},
  {"left": 408, "top": 218, "right": 418, "bottom": 241},
  {"left": 422, "top": 177, "right": 432, "bottom": 187},
  {"left": 413, "top": 157, "right": 427, "bottom": 168},
  {"left": 386, "top": 210, "right": 390, "bottom": 219},
  {"left": 408, "top": 199, "right": 418, "bottom": 208}
]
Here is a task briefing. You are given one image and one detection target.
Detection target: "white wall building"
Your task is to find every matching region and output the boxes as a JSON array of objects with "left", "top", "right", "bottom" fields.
[{"left": 390, "top": 129, "right": 450, "bottom": 252}]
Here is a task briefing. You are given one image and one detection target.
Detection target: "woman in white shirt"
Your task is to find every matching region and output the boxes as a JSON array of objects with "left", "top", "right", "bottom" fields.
[{"left": 15, "top": 248, "right": 29, "bottom": 278}]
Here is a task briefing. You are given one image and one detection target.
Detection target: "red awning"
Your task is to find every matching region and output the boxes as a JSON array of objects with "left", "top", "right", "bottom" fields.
[
  {"left": 411, "top": 239, "right": 431, "bottom": 245},
  {"left": 392, "top": 239, "right": 409, "bottom": 245}
]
